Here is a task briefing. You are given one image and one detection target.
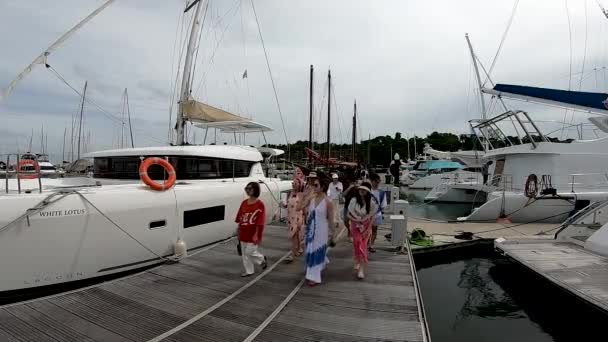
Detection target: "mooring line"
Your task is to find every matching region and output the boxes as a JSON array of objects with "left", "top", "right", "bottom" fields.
[
  {"left": 242, "top": 278, "right": 306, "bottom": 342},
  {"left": 147, "top": 251, "right": 291, "bottom": 342}
]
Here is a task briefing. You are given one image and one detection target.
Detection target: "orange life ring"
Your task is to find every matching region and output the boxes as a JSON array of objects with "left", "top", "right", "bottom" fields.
[
  {"left": 139, "top": 157, "right": 176, "bottom": 191},
  {"left": 18, "top": 159, "right": 40, "bottom": 179}
]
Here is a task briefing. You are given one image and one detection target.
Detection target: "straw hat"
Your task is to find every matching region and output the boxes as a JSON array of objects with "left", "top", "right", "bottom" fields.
[{"left": 358, "top": 185, "right": 371, "bottom": 193}]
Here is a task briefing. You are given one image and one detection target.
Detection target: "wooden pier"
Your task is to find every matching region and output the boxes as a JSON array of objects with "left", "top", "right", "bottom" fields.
[
  {"left": 496, "top": 239, "right": 608, "bottom": 314},
  {"left": 0, "top": 225, "right": 430, "bottom": 342}
]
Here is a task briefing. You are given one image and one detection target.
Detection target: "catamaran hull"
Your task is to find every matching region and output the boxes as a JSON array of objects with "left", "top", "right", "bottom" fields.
[
  {"left": 458, "top": 191, "right": 608, "bottom": 223},
  {"left": 425, "top": 182, "right": 487, "bottom": 203},
  {"left": 0, "top": 178, "right": 288, "bottom": 293}
]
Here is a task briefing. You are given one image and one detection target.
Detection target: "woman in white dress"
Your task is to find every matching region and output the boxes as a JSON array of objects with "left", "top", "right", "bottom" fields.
[{"left": 298, "top": 175, "right": 335, "bottom": 286}]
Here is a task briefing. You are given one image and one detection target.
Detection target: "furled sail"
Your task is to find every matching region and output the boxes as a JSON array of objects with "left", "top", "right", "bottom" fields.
[
  {"left": 482, "top": 84, "right": 608, "bottom": 115},
  {"left": 182, "top": 97, "right": 248, "bottom": 123},
  {"left": 184, "top": 97, "right": 272, "bottom": 133}
]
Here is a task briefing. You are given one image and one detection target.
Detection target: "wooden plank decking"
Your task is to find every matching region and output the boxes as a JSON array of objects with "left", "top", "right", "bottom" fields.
[
  {"left": 0, "top": 225, "right": 429, "bottom": 342},
  {"left": 496, "top": 240, "right": 608, "bottom": 313}
]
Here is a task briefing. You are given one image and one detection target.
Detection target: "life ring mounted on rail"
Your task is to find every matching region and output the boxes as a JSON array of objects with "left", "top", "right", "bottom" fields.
[
  {"left": 139, "top": 157, "right": 176, "bottom": 191},
  {"left": 18, "top": 159, "right": 40, "bottom": 179}
]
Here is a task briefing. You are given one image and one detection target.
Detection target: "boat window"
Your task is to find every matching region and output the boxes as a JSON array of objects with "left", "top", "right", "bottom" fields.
[
  {"left": 93, "top": 156, "right": 254, "bottom": 180},
  {"left": 183, "top": 205, "right": 225, "bottom": 228}
]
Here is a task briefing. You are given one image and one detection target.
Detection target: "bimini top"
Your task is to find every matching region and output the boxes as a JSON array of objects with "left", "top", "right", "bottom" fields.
[
  {"left": 85, "top": 145, "right": 263, "bottom": 162},
  {"left": 415, "top": 160, "right": 464, "bottom": 171}
]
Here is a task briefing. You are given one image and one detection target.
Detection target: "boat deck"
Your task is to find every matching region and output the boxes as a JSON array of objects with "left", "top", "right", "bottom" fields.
[
  {"left": 0, "top": 225, "right": 429, "bottom": 342},
  {"left": 496, "top": 239, "right": 608, "bottom": 313}
]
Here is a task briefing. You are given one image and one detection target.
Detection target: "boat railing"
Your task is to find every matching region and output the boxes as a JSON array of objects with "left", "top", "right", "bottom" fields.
[
  {"left": 499, "top": 172, "right": 608, "bottom": 194},
  {"left": 2, "top": 154, "right": 43, "bottom": 194}
]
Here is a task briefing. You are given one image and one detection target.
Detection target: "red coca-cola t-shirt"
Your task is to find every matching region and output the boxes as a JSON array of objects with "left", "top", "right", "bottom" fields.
[{"left": 235, "top": 199, "right": 266, "bottom": 243}]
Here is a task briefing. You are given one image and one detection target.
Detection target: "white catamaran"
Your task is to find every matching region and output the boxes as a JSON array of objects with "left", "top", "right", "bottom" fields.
[{"left": 0, "top": 0, "right": 291, "bottom": 294}]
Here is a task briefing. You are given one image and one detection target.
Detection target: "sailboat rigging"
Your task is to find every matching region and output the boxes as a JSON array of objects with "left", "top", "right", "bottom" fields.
[{"left": 0, "top": 0, "right": 291, "bottom": 295}]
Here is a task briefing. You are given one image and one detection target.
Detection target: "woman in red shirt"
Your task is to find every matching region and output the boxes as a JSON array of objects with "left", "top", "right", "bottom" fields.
[{"left": 235, "top": 182, "right": 268, "bottom": 277}]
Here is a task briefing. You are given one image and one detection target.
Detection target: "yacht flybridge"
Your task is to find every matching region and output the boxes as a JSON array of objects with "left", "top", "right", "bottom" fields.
[{"left": 0, "top": 0, "right": 291, "bottom": 294}]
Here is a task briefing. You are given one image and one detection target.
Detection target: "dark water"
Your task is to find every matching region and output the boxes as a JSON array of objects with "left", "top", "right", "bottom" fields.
[
  {"left": 403, "top": 186, "right": 608, "bottom": 341},
  {"left": 415, "top": 246, "right": 608, "bottom": 342}
]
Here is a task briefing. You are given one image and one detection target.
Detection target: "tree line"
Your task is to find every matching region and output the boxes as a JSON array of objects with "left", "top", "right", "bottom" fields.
[{"left": 266, "top": 131, "right": 569, "bottom": 167}]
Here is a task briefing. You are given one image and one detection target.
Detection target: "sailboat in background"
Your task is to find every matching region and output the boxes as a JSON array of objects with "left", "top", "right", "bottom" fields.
[
  {"left": 0, "top": 0, "right": 290, "bottom": 294},
  {"left": 453, "top": 32, "right": 608, "bottom": 223}
]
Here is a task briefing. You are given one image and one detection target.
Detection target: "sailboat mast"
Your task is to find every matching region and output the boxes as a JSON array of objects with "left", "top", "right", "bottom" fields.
[
  {"left": 465, "top": 33, "right": 487, "bottom": 120},
  {"left": 309, "top": 65, "right": 314, "bottom": 150},
  {"left": 40, "top": 124, "right": 44, "bottom": 154},
  {"left": 62, "top": 127, "right": 66, "bottom": 162},
  {"left": 352, "top": 100, "right": 357, "bottom": 161},
  {"left": 327, "top": 69, "right": 331, "bottom": 160},
  {"left": 126, "top": 88, "right": 134, "bottom": 148},
  {"left": 28, "top": 128, "right": 33, "bottom": 153},
  {"left": 77, "top": 81, "right": 88, "bottom": 160},
  {"left": 176, "top": 0, "right": 205, "bottom": 146}
]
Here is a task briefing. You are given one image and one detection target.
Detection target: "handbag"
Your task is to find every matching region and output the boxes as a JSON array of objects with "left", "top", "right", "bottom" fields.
[{"left": 237, "top": 241, "right": 242, "bottom": 256}]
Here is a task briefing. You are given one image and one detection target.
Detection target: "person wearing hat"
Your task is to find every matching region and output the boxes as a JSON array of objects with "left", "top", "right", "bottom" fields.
[
  {"left": 327, "top": 173, "right": 343, "bottom": 230},
  {"left": 346, "top": 181, "right": 377, "bottom": 279}
]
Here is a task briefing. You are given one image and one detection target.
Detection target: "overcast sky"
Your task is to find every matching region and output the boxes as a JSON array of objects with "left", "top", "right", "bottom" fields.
[{"left": 1, "top": 0, "right": 607, "bottom": 161}]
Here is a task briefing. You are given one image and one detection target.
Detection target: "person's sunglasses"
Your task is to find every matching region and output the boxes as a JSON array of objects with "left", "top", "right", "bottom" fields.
[{"left": 313, "top": 183, "right": 320, "bottom": 188}]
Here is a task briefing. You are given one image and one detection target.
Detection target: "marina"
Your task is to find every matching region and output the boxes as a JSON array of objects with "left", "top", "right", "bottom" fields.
[{"left": 4, "top": 0, "right": 608, "bottom": 341}]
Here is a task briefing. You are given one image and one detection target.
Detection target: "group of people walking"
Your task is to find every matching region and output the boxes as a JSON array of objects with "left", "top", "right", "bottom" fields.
[{"left": 234, "top": 168, "right": 386, "bottom": 286}]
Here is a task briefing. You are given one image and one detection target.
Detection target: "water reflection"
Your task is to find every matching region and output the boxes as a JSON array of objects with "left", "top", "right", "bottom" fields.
[{"left": 416, "top": 248, "right": 608, "bottom": 342}]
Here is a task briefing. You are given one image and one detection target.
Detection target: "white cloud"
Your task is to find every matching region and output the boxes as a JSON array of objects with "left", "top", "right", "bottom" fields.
[{"left": 1, "top": 0, "right": 607, "bottom": 163}]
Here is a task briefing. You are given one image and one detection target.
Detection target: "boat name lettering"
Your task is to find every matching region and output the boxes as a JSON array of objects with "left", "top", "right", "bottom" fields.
[
  {"left": 24, "top": 271, "right": 85, "bottom": 285},
  {"left": 39, "top": 209, "right": 86, "bottom": 217}
]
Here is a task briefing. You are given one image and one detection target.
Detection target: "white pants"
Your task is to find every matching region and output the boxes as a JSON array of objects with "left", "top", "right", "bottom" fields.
[
  {"left": 331, "top": 199, "right": 342, "bottom": 224},
  {"left": 241, "top": 242, "right": 265, "bottom": 275}
]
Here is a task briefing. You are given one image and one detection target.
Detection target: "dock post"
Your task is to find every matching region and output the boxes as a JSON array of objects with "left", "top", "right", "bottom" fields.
[
  {"left": 390, "top": 186, "right": 399, "bottom": 213},
  {"left": 390, "top": 199, "right": 408, "bottom": 253}
]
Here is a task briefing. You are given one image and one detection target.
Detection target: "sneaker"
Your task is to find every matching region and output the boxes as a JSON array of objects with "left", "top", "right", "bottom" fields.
[
  {"left": 368, "top": 246, "right": 376, "bottom": 253},
  {"left": 261, "top": 256, "right": 268, "bottom": 269},
  {"left": 284, "top": 255, "right": 294, "bottom": 263},
  {"left": 241, "top": 272, "right": 254, "bottom": 277},
  {"left": 357, "top": 269, "right": 365, "bottom": 279},
  {"left": 306, "top": 280, "right": 320, "bottom": 287}
]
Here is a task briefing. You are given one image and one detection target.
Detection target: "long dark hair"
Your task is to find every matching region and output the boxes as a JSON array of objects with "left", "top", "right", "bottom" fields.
[{"left": 356, "top": 181, "right": 373, "bottom": 214}]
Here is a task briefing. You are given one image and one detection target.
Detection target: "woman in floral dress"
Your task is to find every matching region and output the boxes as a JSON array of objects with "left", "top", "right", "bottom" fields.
[{"left": 283, "top": 177, "right": 305, "bottom": 262}]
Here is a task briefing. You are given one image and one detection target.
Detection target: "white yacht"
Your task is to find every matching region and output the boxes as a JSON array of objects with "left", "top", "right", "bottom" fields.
[
  {"left": 458, "top": 109, "right": 608, "bottom": 223},
  {"left": 422, "top": 144, "right": 487, "bottom": 203},
  {"left": 0, "top": 145, "right": 289, "bottom": 293},
  {"left": 404, "top": 159, "right": 467, "bottom": 189},
  {"left": 0, "top": 0, "right": 291, "bottom": 294}
]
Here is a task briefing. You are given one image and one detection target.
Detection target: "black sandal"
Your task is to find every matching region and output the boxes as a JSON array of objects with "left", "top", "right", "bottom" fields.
[{"left": 261, "top": 256, "right": 268, "bottom": 269}]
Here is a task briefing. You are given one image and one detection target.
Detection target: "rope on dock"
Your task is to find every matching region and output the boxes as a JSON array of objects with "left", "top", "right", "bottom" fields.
[{"left": 146, "top": 251, "right": 292, "bottom": 342}]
